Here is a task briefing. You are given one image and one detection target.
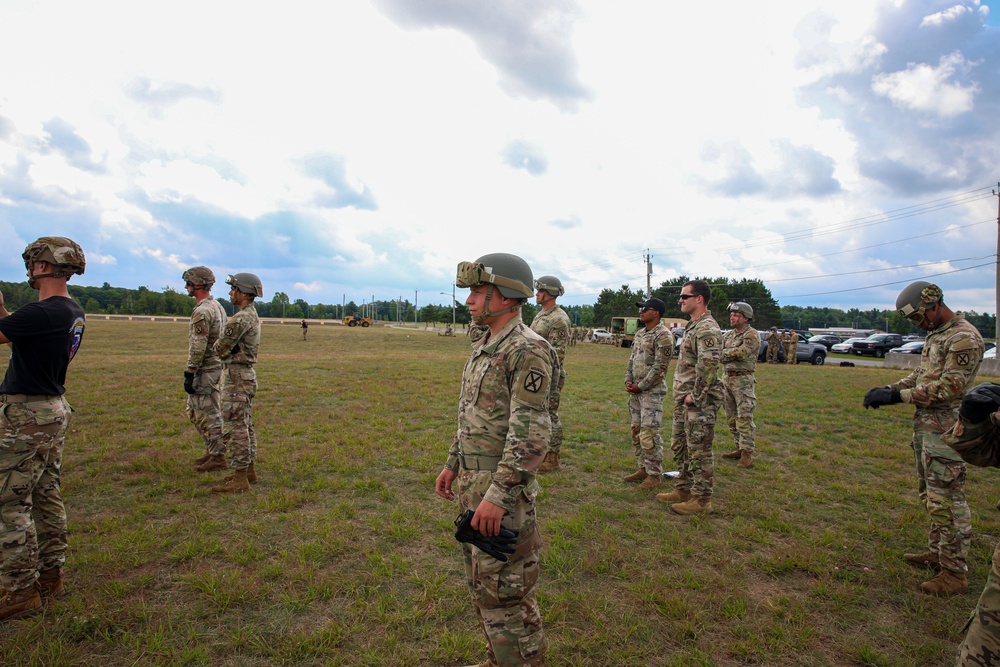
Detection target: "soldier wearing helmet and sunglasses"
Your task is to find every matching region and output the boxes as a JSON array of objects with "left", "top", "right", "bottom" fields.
[
  {"left": 211, "top": 273, "right": 264, "bottom": 494},
  {"left": 864, "top": 281, "right": 983, "bottom": 596},
  {"left": 720, "top": 302, "right": 761, "bottom": 469},
  {"left": 0, "top": 237, "right": 86, "bottom": 621},
  {"left": 435, "top": 253, "right": 556, "bottom": 667},
  {"left": 530, "top": 275, "right": 572, "bottom": 473}
]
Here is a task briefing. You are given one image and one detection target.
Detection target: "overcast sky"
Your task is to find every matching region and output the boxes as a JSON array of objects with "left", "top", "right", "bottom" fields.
[{"left": 1, "top": 1, "right": 999, "bottom": 313}]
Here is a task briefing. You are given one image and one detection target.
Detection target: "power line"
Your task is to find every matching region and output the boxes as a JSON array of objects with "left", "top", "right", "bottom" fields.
[{"left": 773, "top": 262, "right": 995, "bottom": 299}]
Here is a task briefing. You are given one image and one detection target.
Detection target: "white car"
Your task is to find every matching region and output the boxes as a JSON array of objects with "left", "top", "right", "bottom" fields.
[
  {"left": 591, "top": 328, "right": 612, "bottom": 340},
  {"left": 984, "top": 347, "right": 997, "bottom": 360},
  {"left": 831, "top": 337, "right": 866, "bottom": 354}
]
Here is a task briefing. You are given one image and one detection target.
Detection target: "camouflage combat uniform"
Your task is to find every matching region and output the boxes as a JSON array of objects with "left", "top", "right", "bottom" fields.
[
  {"left": 671, "top": 311, "right": 724, "bottom": 499},
  {"left": 530, "top": 305, "right": 571, "bottom": 459},
  {"left": 215, "top": 303, "right": 261, "bottom": 472},
  {"left": 186, "top": 296, "right": 228, "bottom": 458},
  {"left": 721, "top": 325, "right": 761, "bottom": 454},
  {"left": 625, "top": 321, "right": 673, "bottom": 476},
  {"left": 766, "top": 330, "right": 781, "bottom": 364},
  {"left": 943, "top": 413, "right": 1000, "bottom": 665},
  {"left": 783, "top": 331, "right": 799, "bottom": 365},
  {"left": 890, "top": 314, "right": 982, "bottom": 577},
  {"left": 444, "top": 315, "right": 557, "bottom": 666}
]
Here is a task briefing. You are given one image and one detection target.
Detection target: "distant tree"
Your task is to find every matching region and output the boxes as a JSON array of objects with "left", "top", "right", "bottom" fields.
[
  {"left": 84, "top": 298, "right": 101, "bottom": 313},
  {"left": 593, "top": 285, "right": 646, "bottom": 327},
  {"left": 294, "top": 298, "right": 309, "bottom": 318},
  {"left": 271, "top": 292, "right": 290, "bottom": 317},
  {"left": 285, "top": 304, "right": 304, "bottom": 319},
  {"left": 313, "top": 303, "right": 328, "bottom": 319}
]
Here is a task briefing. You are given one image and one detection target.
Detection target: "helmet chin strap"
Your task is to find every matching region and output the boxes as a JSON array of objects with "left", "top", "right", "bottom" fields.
[
  {"left": 473, "top": 288, "right": 520, "bottom": 325},
  {"left": 26, "top": 262, "right": 57, "bottom": 290}
]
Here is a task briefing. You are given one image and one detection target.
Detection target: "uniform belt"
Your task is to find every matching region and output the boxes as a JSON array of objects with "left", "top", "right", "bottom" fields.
[
  {"left": 725, "top": 369, "right": 753, "bottom": 376},
  {"left": 459, "top": 454, "right": 502, "bottom": 472},
  {"left": 0, "top": 393, "right": 58, "bottom": 403}
]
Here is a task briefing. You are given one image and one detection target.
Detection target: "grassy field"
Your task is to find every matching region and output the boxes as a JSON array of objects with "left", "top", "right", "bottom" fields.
[{"left": 1, "top": 319, "right": 999, "bottom": 666}]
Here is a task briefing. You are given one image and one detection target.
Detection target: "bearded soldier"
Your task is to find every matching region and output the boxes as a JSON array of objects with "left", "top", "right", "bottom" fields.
[
  {"left": 0, "top": 237, "right": 86, "bottom": 620},
  {"left": 864, "top": 281, "right": 983, "bottom": 596},
  {"left": 182, "top": 267, "right": 229, "bottom": 473},
  {"left": 530, "top": 275, "right": 572, "bottom": 473},
  {"left": 435, "top": 253, "right": 556, "bottom": 667},
  {"left": 720, "top": 302, "right": 761, "bottom": 468}
]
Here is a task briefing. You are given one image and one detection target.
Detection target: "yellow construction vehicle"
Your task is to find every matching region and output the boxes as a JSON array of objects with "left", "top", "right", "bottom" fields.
[{"left": 343, "top": 314, "right": 373, "bottom": 327}]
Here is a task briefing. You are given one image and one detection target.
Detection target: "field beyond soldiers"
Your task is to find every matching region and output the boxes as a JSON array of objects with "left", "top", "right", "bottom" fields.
[{"left": 2, "top": 320, "right": 999, "bottom": 666}]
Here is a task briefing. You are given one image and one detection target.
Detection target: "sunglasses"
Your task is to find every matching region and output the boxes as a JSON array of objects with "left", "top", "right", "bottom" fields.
[{"left": 678, "top": 294, "right": 695, "bottom": 300}]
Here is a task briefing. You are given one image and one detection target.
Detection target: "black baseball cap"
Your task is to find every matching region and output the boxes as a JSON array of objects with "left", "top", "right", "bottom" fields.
[{"left": 636, "top": 298, "right": 666, "bottom": 314}]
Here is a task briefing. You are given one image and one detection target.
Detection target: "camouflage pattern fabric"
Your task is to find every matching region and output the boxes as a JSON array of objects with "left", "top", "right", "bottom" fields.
[
  {"left": 891, "top": 314, "right": 983, "bottom": 575},
  {"left": 187, "top": 296, "right": 227, "bottom": 456},
  {"left": 671, "top": 312, "right": 724, "bottom": 498},
  {"left": 783, "top": 331, "right": 799, "bottom": 364},
  {"left": 625, "top": 322, "right": 673, "bottom": 475},
  {"left": 0, "top": 396, "right": 71, "bottom": 592},
  {"left": 215, "top": 304, "right": 261, "bottom": 471},
  {"left": 766, "top": 330, "right": 781, "bottom": 363},
  {"left": 530, "top": 306, "right": 571, "bottom": 457},
  {"left": 445, "top": 315, "right": 555, "bottom": 665},
  {"left": 721, "top": 326, "right": 760, "bottom": 453}
]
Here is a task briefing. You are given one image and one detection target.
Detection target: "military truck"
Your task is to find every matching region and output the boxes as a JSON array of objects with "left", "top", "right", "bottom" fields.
[{"left": 610, "top": 316, "right": 686, "bottom": 348}]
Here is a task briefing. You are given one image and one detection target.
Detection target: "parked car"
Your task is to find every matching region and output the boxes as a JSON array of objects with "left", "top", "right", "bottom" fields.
[
  {"left": 591, "top": 328, "right": 612, "bottom": 340},
  {"left": 888, "top": 341, "right": 924, "bottom": 355},
  {"left": 808, "top": 334, "right": 844, "bottom": 351},
  {"left": 984, "top": 347, "right": 997, "bottom": 360},
  {"left": 757, "top": 338, "right": 828, "bottom": 365},
  {"left": 831, "top": 337, "right": 866, "bottom": 354},
  {"left": 985, "top": 342, "right": 996, "bottom": 352},
  {"left": 852, "top": 333, "right": 904, "bottom": 358},
  {"left": 902, "top": 335, "right": 925, "bottom": 343}
]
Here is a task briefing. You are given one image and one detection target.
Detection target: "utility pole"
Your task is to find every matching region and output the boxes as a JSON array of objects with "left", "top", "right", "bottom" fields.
[
  {"left": 644, "top": 250, "right": 653, "bottom": 298},
  {"left": 995, "top": 183, "right": 999, "bottom": 338},
  {"left": 415, "top": 290, "right": 418, "bottom": 325}
]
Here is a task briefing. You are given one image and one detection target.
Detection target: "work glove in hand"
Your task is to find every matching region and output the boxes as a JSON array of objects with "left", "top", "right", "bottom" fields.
[
  {"left": 863, "top": 387, "right": 901, "bottom": 409},
  {"left": 454, "top": 509, "right": 519, "bottom": 562},
  {"left": 184, "top": 372, "right": 196, "bottom": 395},
  {"left": 960, "top": 383, "right": 1000, "bottom": 424}
]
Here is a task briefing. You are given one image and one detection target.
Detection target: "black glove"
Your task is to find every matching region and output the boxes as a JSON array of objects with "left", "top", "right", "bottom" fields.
[
  {"left": 960, "top": 383, "right": 1000, "bottom": 424},
  {"left": 454, "top": 509, "right": 519, "bottom": 562},
  {"left": 184, "top": 372, "right": 196, "bottom": 395},
  {"left": 863, "top": 386, "right": 902, "bottom": 409}
]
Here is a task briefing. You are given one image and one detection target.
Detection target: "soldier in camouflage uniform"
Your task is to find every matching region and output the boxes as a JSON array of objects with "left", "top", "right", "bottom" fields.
[
  {"left": 720, "top": 302, "right": 761, "bottom": 469},
  {"left": 942, "top": 384, "right": 1000, "bottom": 664},
  {"left": 766, "top": 327, "right": 780, "bottom": 364},
  {"left": 658, "top": 280, "right": 724, "bottom": 515},
  {"left": 864, "top": 281, "right": 983, "bottom": 596},
  {"left": 782, "top": 330, "right": 799, "bottom": 364},
  {"left": 182, "top": 267, "right": 229, "bottom": 473},
  {"left": 0, "top": 237, "right": 86, "bottom": 621},
  {"left": 435, "top": 253, "right": 555, "bottom": 667},
  {"left": 622, "top": 298, "right": 673, "bottom": 492},
  {"left": 211, "top": 273, "right": 263, "bottom": 494},
  {"left": 531, "top": 275, "right": 572, "bottom": 473}
]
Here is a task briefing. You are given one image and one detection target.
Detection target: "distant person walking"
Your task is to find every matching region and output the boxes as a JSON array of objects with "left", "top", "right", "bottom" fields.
[
  {"left": 766, "top": 327, "right": 780, "bottom": 364},
  {"left": 301, "top": 319, "right": 308, "bottom": 341},
  {"left": 0, "top": 237, "right": 86, "bottom": 621},
  {"left": 530, "top": 275, "right": 572, "bottom": 473},
  {"left": 622, "top": 298, "right": 673, "bottom": 491},
  {"left": 720, "top": 302, "right": 761, "bottom": 469},
  {"left": 212, "top": 273, "right": 264, "bottom": 494},
  {"left": 182, "top": 267, "right": 229, "bottom": 473}
]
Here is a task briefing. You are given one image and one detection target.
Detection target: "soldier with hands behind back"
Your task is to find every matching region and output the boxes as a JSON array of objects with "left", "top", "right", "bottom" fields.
[
  {"left": 530, "top": 275, "right": 571, "bottom": 473},
  {"left": 0, "top": 237, "right": 86, "bottom": 621},
  {"left": 720, "top": 302, "right": 761, "bottom": 469},
  {"left": 435, "top": 253, "right": 555, "bottom": 667}
]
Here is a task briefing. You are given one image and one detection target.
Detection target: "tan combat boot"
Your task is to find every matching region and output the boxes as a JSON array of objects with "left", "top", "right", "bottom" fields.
[
  {"left": 246, "top": 462, "right": 258, "bottom": 484},
  {"left": 656, "top": 488, "right": 691, "bottom": 503},
  {"left": 639, "top": 475, "right": 661, "bottom": 490},
  {"left": 212, "top": 469, "right": 250, "bottom": 493},
  {"left": 195, "top": 454, "right": 227, "bottom": 472},
  {"left": 537, "top": 452, "right": 561, "bottom": 473},
  {"left": 903, "top": 551, "right": 940, "bottom": 570},
  {"left": 37, "top": 567, "right": 64, "bottom": 600},
  {"left": 671, "top": 497, "right": 713, "bottom": 515},
  {"left": 623, "top": 469, "right": 648, "bottom": 483},
  {"left": 721, "top": 449, "right": 741, "bottom": 460},
  {"left": 0, "top": 587, "right": 41, "bottom": 622},
  {"left": 195, "top": 452, "right": 211, "bottom": 465},
  {"left": 920, "top": 570, "right": 967, "bottom": 596},
  {"left": 738, "top": 451, "right": 754, "bottom": 468}
]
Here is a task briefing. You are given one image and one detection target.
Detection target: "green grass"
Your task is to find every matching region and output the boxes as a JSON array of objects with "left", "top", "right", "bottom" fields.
[{"left": 0, "top": 320, "right": 997, "bottom": 666}]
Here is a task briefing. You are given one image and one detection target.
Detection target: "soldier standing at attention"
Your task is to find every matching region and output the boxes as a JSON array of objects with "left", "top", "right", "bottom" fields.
[
  {"left": 0, "top": 237, "right": 86, "bottom": 621},
  {"left": 182, "top": 267, "right": 229, "bottom": 473},
  {"left": 657, "top": 280, "right": 724, "bottom": 515},
  {"left": 212, "top": 273, "right": 263, "bottom": 494},
  {"left": 766, "top": 326, "right": 781, "bottom": 364},
  {"left": 435, "top": 253, "right": 555, "bottom": 667},
  {"left": 719, "top": 302, "right": 761, "bottom": 469},
  {"left": 622, "top": 298, "right": 673, "bottom": 492},
  {"left": 864, "top": 281, "right": 983, "bottom": 595},
  {"left": 531, "top": 275, "right": 571, "bottom": 473}
]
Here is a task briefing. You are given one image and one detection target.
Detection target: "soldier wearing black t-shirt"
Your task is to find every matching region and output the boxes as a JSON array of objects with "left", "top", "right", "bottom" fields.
[{"left": 0, "top": 237, "right": 86, "bottom": 622}]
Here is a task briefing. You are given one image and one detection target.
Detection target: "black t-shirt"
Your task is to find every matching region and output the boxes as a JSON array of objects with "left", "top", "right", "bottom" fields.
[{"left": 0, "top": 297, "right": 86, "bottom": 396}]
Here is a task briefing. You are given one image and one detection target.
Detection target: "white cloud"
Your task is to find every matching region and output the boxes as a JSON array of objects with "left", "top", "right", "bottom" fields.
[{"left": 871, "top": 51, "right": 980, "bottom": 116}]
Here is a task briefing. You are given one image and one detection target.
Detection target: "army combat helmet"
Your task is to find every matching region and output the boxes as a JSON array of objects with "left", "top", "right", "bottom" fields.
[
  {"left": 182, "top": 266, "right": 216, "bottom": 288},
  {"left": 728, "top": 301, "right": 753, "bottom": 320},
  {"left": 896, "top": 281, "right": 943, "bottom": 325},
  {"left": 23, "top": 236, "right": 86, "bottom": 289},
  {"left": 226, "top": 272, "right": 264, "bottom": 298},
  {"left": 534, "top": 275, "right": 564, "bottom": 297},
  {"left": 456, "top": 253, "right": 533, "bottom": 324}
]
